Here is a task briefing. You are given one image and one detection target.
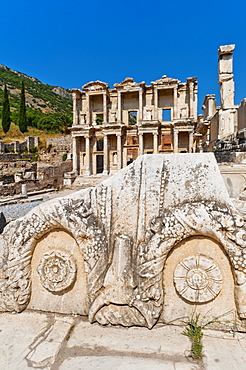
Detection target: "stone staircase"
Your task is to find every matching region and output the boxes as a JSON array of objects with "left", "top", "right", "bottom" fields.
[{"left": 71, "top": 174, "right": 111, "bottom": 189}]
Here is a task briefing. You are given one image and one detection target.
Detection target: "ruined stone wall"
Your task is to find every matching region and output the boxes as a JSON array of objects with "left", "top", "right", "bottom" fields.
[
  {"left": 0, "top": 160, "right": 72, "bottom": 196},
  {"left": 36, "top": 161, "right": 72, "bottom": 185},
  {"left": 215, "top": 151, "right": 246, "bottom": 163},
  {"left": 0, "top": 137, "right": 39, "bottom": 154},
  {"left": 46, "top": 136, "right": 72, "bottom": 153}
]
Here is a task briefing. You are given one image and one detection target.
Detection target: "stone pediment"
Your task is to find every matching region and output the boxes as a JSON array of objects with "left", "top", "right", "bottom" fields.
[
  {"left": 82, "top": 81, "right": 109, "bottom": 91},
  {"left": 151, "top": 75, "right": 179, "bottom": 86},
  {"left": 114, "top": 77, "right": 145, "bottom": 89}
]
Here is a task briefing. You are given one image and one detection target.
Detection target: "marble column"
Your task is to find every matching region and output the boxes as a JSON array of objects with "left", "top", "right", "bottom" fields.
[
  {"left": 153, "top": 88, "right": 158, "bottom": 120},
  {"left": 198, "top": 139, "right": 203, "bottom": 153},
  {"left": 123, "top": 147, "right": 127, "bottom": 167},
  {"left": 139, "top": 88, "right": 143, "bottom": 121},
  {"left": 153, "top": 133, "right": 158, "bottom": 154},
  {"left": 103, "top": 93, "right": 107, "bottom": 124},
  {"left": 173, "top": 86, "right": 178, "bottom": 119},
  {"left": 117, "top": 91, "right": 122, "bottom": 122},
  {"left": 189, "top": 82, "right": 194, "bottom": 118},
  {"left": 188, "top": 131, "right": 194, "bottom": 153},
  {"left": 173, "top": 130, "right": 179, "bottom": 153},
  {"left": 72, "top": 93, "right": 78, "bottom": 125},
  {"left": 139, "top": 133, "right": 144, "bottom": 156},
  {"left": 72, "top": 136, "right": 78, "bottom": 174},
  {"left": 84, "top": 136, "right": 91, "bottom": 176},
  {"left": 117, "top": 134, "right": 122, "bottom": 170},
  {"left": 103, "top": 135, "right": 108, "bottom": 175},
  {"left": 86, "top": 94, "right": 90, "bottom": 123}
]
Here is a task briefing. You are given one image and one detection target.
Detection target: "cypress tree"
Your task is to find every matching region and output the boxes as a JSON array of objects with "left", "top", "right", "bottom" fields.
[
  {"left": 19, "top": 81, "right": 27, "bottom": 133},
  {"left": 1, "top": 85, "right": 11, "bottom": 133}
]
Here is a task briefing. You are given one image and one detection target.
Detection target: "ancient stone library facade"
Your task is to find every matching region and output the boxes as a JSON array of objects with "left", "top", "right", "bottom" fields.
[{"left": 71, "top": 75, "right": 198, "bottom": 175}]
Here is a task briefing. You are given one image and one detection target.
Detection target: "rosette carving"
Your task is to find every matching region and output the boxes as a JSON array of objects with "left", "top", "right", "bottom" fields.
[
  {"left": 37, "top": 250, "right": 77, "bottom": 292},
  {"left": 174, "top": 255, "right": 222, "bottom": 303}
]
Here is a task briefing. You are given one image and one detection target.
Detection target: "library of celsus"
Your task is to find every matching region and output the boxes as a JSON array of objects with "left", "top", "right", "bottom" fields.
[{"left": 71, "top": 75, "right": 198, "bottom": 175}]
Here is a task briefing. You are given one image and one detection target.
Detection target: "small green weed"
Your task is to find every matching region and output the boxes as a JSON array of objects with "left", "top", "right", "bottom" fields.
[
  {"left": 182, "top": 310, "right": 234, "bottom": 360},
  {"left": 182, "top": 314, "right": 203, "bottom": 360}
]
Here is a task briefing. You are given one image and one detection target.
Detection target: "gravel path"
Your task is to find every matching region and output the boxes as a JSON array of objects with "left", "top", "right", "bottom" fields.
[{"left": 0, "top": 200, "right": 43, "bottom": 221}]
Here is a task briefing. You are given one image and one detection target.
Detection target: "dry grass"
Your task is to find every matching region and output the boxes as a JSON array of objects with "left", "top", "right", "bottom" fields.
[{"left": 0, "top": 123, "right": 63, "bottom": 147}]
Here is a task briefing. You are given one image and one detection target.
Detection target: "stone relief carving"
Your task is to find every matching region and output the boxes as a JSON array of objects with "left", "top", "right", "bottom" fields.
[
  {"left": 0, "top": 185, "right": 111, "bottom": 313},
  {"left": 151, "top": 75, "right": 179, "bottom": 86},
  {"left": 0, "top": 154, "right": 246, "bottom": 330},
  {"left": 37, "top": 250, "right": 77, "bottom": 293},
  {"left": 114, "top": 77, "right": 145, "bottom": 89},
  {"left": 173, "top": 255, "right": 222, "bottom": 303},
  {"left": 82, "top": 80, "right": 109, "bottom": 91}
]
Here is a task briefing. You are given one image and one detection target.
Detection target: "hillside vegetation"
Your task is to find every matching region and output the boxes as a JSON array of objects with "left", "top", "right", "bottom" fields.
[{"left": 0, "top": 65, "right": 73, "bottom": 137}]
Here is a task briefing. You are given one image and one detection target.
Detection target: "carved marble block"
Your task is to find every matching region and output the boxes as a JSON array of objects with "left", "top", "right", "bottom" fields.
[{"left": 1, "top": 153, "right": 246, "bottom": 330}]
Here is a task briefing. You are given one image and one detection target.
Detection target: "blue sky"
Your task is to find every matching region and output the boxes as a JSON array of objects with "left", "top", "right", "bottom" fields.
[{"left": 1, "top": 0, "right": 246, "bottom": 113}]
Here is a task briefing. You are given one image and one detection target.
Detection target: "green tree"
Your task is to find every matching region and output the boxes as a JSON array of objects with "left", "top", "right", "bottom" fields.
[
  {"left": 57, "top": 113, "right": 73, "bottom": 133},
  {"left": 1, "top": 85, "right": 11, "bottom": 133},
  {"left": 19, "top": 81, "right": 27, "bottom": 133}
]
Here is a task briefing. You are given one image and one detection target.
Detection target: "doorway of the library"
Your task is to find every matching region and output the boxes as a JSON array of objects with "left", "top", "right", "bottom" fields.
[{"left": 96, "top": 155, "right": 104, "bottom": 173}]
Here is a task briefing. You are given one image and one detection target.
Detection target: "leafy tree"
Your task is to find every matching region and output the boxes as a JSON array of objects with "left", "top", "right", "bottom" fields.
[
  {"left": 19, "top": 81, "right": 27, "bottom": 133},
  {"left": 1, "top": 85, "right": 11, "bottom": 133},
  {"left": 57, "top": 113, "right": 72, "bottom": 133},
  {"left": 37, "top": 114, "right": 60, "bottom": 132}
]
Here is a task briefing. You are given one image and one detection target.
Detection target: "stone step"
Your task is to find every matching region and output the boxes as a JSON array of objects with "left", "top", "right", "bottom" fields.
[{"left": 72, "top": 174, "right": 110, "bottom": 189}]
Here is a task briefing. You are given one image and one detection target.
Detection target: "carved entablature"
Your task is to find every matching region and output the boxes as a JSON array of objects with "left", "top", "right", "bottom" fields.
[
  {"left": 114, "top": 77, "right": 145, "bottom": 91},
  {"left": 72, "top": 89, "right": 82, "bottom": 99},
  {"left": 1, "top": 154, "right": 246, "bottom": 331},
  {"left": 151, "top": 75, "right": 179, "bottom": 87},
  {"left": 82, "top": 81, "right": 109, "bottom": 92}
]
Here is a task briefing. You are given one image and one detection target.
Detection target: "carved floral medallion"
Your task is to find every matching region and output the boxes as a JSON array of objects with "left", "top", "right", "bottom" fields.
[
  {"left": 37, "top": 250, "right": 77, "bottom": 292},
  {"left": 173, "top": 255, "right": 222, "bottom": 303}
]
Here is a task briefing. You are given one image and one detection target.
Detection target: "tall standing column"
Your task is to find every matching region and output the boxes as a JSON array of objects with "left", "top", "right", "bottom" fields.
[
  {"left": 154, "top": 88, "right": 158, "bottom": 120},
  {"left": 173, "top": 129, "right": 179, "bottom": 153},
  {"left": 153, "top": 133, "right": 158, "bottom": 154},
  {"left": 188, "top": 131, "right": 194, "bottom": 153},
  {"left": 139, "top": 133, "right": 144, "bottom": 156},
  {"left": 189, "top": 82, "right": 194, "bottom": 118},
  {"left": 173, "top": 86, "right": 178, "bottom": 119},
  {"left": 72, "top": 136, "right": 78, "bottom": 174},
  {"left": 84, "top": 136, "right": 91, "bottom": 176},
  {"left": 139, "top": 88, "right": 143, "bottom": 121},
  {"left": 103, "top": 135, "right": 108, "bottom": 175},
  {"left": 117, "top": 134, "right": 122, "bottom": 170},
  {"left": 103, "top": 93, "right": 107, "bottom": 124},
  {"left": 117, "top": 91, "right": 122, "bottom": 122},
  {"left": 72, "top": 92, "right": 78, "bottom": 125},
  {"left": 86, "top": 94, "right": 90, "bottom": 124}
]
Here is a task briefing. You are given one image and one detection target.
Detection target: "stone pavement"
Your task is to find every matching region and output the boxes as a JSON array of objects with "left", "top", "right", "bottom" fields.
[{"left": 0, "top": 311, "right": 246, "bottom": 369}]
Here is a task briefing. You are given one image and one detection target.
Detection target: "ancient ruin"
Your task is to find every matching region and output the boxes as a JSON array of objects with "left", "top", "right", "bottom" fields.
[
  {"left": 71, "top": 75, "right": 198, "bottom": 176},
  {"left": 1, "top": 153, "right": 246, "bottom": 330}
]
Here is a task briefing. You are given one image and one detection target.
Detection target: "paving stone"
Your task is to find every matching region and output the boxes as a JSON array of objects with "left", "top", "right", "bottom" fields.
[
  {"left": 59, "top": 355, "right": 176, "bottom": 370},
  {"left": 27, "top": 319, "right": 72, "bottom": 368},
  {"left": 0, "top": 312, "right": 49, "bottom": 369},
  {"left": 203, "top": 329, "right": 246, "bottom": 370},
  {"left": 67, "top": 321, "right": 190, "bottom": 358}
]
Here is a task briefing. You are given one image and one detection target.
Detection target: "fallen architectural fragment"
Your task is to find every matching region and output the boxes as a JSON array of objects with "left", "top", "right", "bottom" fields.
[{"left": 0, "top": 153, "right": 246, "bottom": 330}]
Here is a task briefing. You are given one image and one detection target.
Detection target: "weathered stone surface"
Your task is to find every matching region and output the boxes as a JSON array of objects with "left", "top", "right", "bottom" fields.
[
  {"left": 60, "top": 356, "right": 182, "bottom": 370},
  {"left": 1, "top": 153, "right": 246, "bottom": 329},
  {"left": 218, "top": 44, "right": 236, "bottom": 55}
]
